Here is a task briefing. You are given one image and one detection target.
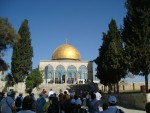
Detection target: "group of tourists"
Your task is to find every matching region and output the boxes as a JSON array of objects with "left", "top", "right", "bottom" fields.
[
  {"left": 0, "top": 89, "right": 123, "bottom": 113},
  {"left": 0, "top": 88, "right": 149, "bottom": 113},
  {"left": 0, "top": 90, "right": 37, "bottom": 113},
  {"left": 41, "top": 89, "right": 102, "bottom": 113}
]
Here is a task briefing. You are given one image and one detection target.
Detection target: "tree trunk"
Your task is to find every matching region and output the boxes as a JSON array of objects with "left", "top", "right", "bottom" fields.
[
  {"left": 104, "top": 85, "right": 107, "bottom": 92},
  {"left": 113, "top": 84, "right": 116, "bottom": 93},
  {"left": 117, "top": 81, "right": 119, "bottom": 93},
  {"left": 116, "top": 75, "right": 119, "bottom": 93},
  {"left": 145, "top": 74, "right": 149, "bottom": 93}
]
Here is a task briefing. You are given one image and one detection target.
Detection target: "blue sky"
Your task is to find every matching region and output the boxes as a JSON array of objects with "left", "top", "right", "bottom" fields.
[{"left": 0, "top": 0, "right": 148, "bottom": 82}]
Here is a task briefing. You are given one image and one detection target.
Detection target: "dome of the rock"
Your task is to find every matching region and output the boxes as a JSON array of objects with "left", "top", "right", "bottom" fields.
[{"left": 52, "top": 44, "right": 81, "bottom": 60}]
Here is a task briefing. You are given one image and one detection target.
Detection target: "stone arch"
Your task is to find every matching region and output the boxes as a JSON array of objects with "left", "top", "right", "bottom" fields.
[
  {"left": 55, "top": 65, "right": 65, "bottom": 84},
  {"left": 67, "top": 65, "right": 77, "bottom": 84},
  {"left": 78, "top": 65, "right": 88, "bottom": 84},
  {"left": 45, "top": 64, "right": 54, "bottom": 83}
]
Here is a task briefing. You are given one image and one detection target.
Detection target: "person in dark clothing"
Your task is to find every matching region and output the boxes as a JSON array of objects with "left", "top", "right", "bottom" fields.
[
  {"left": 0, "top": 92, "right": 5, "bottom": 101},
  {"left": 102, "top": 103, "right": 108, "bottom": 111},
  {"left": 36, "top": 93, "right": 46, "bottom": 113},
  {"left": 17, "top": 95, "right": 35, "bottom": 113},
  {"left": 48, "top": 94, "right": 59, "bottom": 113},
  {"left": 146, "top": 102, "right": 150, "bottom": 113}
]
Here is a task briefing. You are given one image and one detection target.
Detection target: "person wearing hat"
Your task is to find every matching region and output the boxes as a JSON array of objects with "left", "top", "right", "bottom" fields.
[
  {"left": 88, "top": 92, "right": 100, "bottom": 113},
  {"left": 100, "top": 95, "right": 124, "bottom": 113},
  {"left": 0, "top": 91, "right": 16, "bottom": 113}
]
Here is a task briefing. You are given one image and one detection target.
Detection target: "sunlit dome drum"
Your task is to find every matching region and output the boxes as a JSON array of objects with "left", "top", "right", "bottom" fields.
[{"left": 52, "top": 44, "right": 81, "bottom": 60}]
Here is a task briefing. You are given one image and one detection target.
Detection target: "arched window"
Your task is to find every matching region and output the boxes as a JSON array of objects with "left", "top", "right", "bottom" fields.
[
  {"left": 55, "top": 65, "right": 65, "bottom": 78},
  {"left": 67, "top": 65, "right": 77, "bottom": 78},
  {"left": 79, "top": 65, "right": 87, "bottom": 79},
  {"left": 45, "top": 64, "right": 54, "bottom": 79}
]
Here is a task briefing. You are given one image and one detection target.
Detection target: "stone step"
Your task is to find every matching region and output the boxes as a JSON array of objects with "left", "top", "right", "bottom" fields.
[{"left": 34, "top": 83, "right": 96, "bottom": 95}]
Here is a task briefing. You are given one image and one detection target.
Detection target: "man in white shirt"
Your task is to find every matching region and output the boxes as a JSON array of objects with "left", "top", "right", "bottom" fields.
[
  {"left": 95, "top": 90, "right": 102, "bottom": 101},
  {"left": 48, "top": 89, "right": 54, "bottom": 97}
]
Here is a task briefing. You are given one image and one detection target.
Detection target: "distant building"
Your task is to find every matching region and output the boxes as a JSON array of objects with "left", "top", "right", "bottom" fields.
[{"left": 39, "top": 43, "right": 93, "bottom": 84}]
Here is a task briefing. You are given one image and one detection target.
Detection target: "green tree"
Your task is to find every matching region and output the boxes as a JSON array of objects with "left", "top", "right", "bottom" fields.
[
  {"left": 11, "top": 19, "right": 33, "bottom": 82},
  {"left": 95, "top": 33, "right": 110, "bottom": 86},
  {"left": 25, "top": 68, "right": 43, "bottom": 89},
  {"left": 122, "top": 0, "right": 150, "bottom": 92},
  {"left": 95, "top": 19, "right": 125, "bottom": 93},
  {"left": 0, "top": 17, "right": 19, "bottom": 71}
]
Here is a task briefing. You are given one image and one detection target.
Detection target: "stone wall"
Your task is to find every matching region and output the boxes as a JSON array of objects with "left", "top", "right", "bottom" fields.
[
  {"left": 0, "top": 82, "right": 26, "bottom": 93},
  {"left": 0, "top": 81, "right": 6, "bottom": 92},
  {"left": 14, "top": 82, "right": 26, "bottom": 94},
  {"left": 102, "top": 93, "right": 150, "bottom": 110},
  {"left": 98, "top": 82, "right": 150, "bottom": 92},
  {"left": 119, "top": 82, "right": 150, "bottom": 91}
]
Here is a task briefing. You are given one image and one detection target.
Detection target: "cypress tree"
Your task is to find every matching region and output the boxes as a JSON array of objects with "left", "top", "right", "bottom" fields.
[
  {"left": 122, "top": 0, "right": 150, "bottom": 92},
  {"left": 95, "top": 19, "right": 125, "bottom": 93},
  {"left": 11, "top": 19, "right": 33, "bottom": 82}
]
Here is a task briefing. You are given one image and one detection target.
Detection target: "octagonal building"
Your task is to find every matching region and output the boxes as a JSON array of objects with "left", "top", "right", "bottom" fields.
[{"left": 39, "top": 43, "right": 93, "bottom": 84}]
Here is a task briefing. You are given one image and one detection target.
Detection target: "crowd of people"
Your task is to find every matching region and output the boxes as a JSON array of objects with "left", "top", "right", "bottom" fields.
[{"left": 0, "top": 88, "right": 149, "bottom": 113}]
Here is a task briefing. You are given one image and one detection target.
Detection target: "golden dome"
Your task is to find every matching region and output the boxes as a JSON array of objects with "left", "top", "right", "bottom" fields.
[{"left": 52, "top": 44, "right": 81, "bottom": 60}]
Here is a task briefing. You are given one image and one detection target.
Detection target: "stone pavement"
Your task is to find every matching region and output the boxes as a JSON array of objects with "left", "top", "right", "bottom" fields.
[
  {"left": 81, "top": 105, "right": 145, "bottom": 113},
  {"left": 99, "top": 106, "right": 145, "bottom": 113}
]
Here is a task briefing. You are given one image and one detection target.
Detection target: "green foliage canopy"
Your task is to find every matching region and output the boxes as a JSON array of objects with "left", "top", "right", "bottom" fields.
[
  {"left": 0, "top": 17, "right": 19, "bottom": 71},
  {"left": 122, "top": 0, "right": 150, "bottom": 92},
  {"left": 25, "top": 68, "right": 43, "bottom": 89}
]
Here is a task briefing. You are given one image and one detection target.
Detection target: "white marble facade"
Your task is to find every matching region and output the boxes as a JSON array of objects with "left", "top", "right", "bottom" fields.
[{"left": 39, "top": 60, "right": 93, "bottom": 84}]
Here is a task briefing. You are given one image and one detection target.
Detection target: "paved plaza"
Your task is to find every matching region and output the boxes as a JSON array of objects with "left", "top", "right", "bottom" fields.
[
  {"left": 100, "top": 106, "right": 145, "bottom": 113},
  {"left": 81, "top": 105, "right": 145, "bottom": 113}
]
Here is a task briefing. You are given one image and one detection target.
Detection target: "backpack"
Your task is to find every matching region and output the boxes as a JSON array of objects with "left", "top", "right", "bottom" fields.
[
  {"left": 48, "top": 99, "right": 58, "bottom": 113},
  {"left": 15, "top": 97, "right": 22, "bottom": 107}
]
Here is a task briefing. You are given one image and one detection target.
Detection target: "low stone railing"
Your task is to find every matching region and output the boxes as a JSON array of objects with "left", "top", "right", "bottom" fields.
[{"left": 102, "top": 93, "right": 150, "bottom": 110}]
